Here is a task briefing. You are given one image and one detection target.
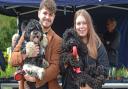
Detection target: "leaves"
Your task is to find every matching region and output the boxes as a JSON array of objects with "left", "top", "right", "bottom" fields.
[
  {"left": 0, "top": 14, "right": 17, "bottom": 78},
  {"left": 0, "top": 64, "right": 16, "bottom": 78},
  {"left": 0, "top": 14, "right": 17, "bottom": 51}
]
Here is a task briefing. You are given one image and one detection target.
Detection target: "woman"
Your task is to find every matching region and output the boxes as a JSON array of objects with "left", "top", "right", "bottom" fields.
[{"left": 60, "top": 9, "right": 109, "bottom": 89}]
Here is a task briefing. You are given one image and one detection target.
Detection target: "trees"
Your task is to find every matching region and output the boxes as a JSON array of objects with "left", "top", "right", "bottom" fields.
[
  {"left": 0, "top": 14, "right": 17, "bottom": 51},
  {"left": 0, "top": 15, "right": 17, "bottom": 78}
]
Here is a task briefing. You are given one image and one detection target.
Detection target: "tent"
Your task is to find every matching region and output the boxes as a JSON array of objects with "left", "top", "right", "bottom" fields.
[
  {"left": 1, "top": 0, "right": 128, "bottom": 16},
  {"left": 0, "top": 0, "right": 128, "bottom": 67}
]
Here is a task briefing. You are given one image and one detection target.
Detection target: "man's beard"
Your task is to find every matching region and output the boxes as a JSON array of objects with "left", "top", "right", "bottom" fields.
[{"left": 40, "top": 21, "right": 52, "bottom": 30}]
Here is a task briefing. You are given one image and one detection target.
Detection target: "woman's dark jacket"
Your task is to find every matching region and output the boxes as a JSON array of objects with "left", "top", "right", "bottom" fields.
[{"left": 60, "top": 28, "right": 109, "bottom": 89}]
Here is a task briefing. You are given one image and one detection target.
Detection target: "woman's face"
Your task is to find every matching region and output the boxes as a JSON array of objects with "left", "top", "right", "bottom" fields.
[{"left": 75, "top": 15, "right": 88, "bottom": 38}]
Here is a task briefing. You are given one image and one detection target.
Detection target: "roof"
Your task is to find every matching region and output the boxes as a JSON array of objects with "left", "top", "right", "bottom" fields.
[{"left": 0, "top": 0, "right": 128, "bottom": 16}]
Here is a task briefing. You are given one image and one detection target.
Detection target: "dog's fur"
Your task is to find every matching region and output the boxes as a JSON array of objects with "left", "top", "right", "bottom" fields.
[
  {"left": 60, "top": 28, "right": 107, "bottom": 89},
  {"left": 60, "top": 28, "right": 88, "bottom": 89},
  {"left": 60, "top": 28, "right": 87, "bottom": 68},
  {"left": 15, "top": 19, "right": 48, "bottom": 88},
  {"left": 22, "top": 19, "right": 47, "bottom": 67}
]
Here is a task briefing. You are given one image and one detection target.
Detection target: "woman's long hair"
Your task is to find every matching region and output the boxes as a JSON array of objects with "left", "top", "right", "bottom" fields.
[{"left": 74, "top": 9, "right": 101, "bottom": 59}]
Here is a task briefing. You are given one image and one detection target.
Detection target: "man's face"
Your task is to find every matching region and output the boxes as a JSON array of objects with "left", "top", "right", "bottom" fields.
[
  {"left": 38, "top": 7, "right": 55, "bottom": 29},
  {"left": 106, "top": 20, "right": 116, "bottom": 32}
]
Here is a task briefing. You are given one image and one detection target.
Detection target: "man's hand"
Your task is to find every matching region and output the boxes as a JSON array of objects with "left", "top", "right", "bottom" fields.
[
  {"left": 23, "top": 64, "right": 45, "bottom": 80},
  {"left": 31, "top": 44, "right": 40, "bottom": 57},
  {"left": 24, "top": 74, "right": 36, "bottom": 82},
  {"left": 26, "top": 42, "right": 40, "bottom": 58}
]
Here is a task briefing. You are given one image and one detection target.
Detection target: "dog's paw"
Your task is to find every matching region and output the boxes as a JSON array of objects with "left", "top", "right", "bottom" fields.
[
  {"left": 23, "top": 64, "right": 45, "bottom": 80},
  {"left": 40, "top": 34, "right": 48, "bottom": 48},
  {"left": 26, "top": 42, "right": 36, "bottom": 57},
  {"left": 42, "top": 59, "right": 49, "bottom": 68}
]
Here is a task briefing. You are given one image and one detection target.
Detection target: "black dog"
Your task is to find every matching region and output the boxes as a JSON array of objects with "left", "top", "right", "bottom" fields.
[
  {"left": 60, "top": 28, "right": 88, "bottom": 89},
  {"left": 60, "top": 28, "right": 87, "bottom": 68},
  {"left": 60, "top": 28, "right": 107, "bottom": 89}
]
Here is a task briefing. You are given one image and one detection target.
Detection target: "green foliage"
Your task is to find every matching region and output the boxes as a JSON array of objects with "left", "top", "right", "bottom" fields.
[
  {"left": 119, "top": 67, "right": 128, "bottom": 78},
  {"left": 115, "top": 66, "right": 128, "bottom": 79},
  {"left": 0, "top": 14, "right": 17, "bottom": 51},
  {"left": 116, "top": 68, "right": 122, "bottom": 77},
  {"left": 0, "top": 15, "right": 17, "bottom": 78},
  {"left": 0, "top": 64, "right": 16, "bottom": 78},
  {"left": 0, "top": 51, "right": 16, "bottom": 78},
  {"left": 109, "top": 66, "right": 128, "bottom": 79}
]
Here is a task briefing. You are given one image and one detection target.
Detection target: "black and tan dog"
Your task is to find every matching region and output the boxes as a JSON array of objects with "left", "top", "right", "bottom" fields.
[
  {"left": 23, "top": 19, "right": 49, "bottom": 69},
  {"left": 15, "top": 19, "right": 49, "bottom": 82}
]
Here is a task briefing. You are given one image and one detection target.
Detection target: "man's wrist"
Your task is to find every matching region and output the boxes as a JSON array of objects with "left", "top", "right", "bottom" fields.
[{"left": 21, "top": 53, "right": 27, "bottom": 60}]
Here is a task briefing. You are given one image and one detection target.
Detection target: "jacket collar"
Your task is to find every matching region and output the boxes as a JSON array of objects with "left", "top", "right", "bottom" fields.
[{"left": 46, "top": 28, "right": 54, "bottom": 44}]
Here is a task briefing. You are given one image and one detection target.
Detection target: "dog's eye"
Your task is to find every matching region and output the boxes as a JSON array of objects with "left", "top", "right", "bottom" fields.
[{"left": 35, "top": 36, "right": 39, "bottom": 38}]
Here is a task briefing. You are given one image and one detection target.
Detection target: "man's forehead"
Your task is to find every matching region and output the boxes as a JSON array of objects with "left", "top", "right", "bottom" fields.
[{"left": 39, "top": 7, "right": 54, "bottom": 15}]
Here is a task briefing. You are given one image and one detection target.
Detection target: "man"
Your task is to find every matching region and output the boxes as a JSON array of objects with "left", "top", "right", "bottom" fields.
[
  {"left": 103, "top": 18, "right": 120, "bottom": 67},
  {"left": 10, "top": 0, "right": 62, "bottom": 89}
]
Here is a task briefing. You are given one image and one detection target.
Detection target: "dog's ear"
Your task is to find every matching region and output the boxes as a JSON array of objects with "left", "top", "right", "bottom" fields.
[
  {"left": 27, "top": 19, "right": 42, "bottom": 32},
  {"left": 63, "top": 28, "right": 77, "bottom": 41},
  {"left": 25, "top": 19, "right": 42, "bottom": 33},
  {"left": 24, "top": 31, "right": 30, "bottom": 42},
  {"left": 24, "top": 19, "right": 42, "bottom": 41}
]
